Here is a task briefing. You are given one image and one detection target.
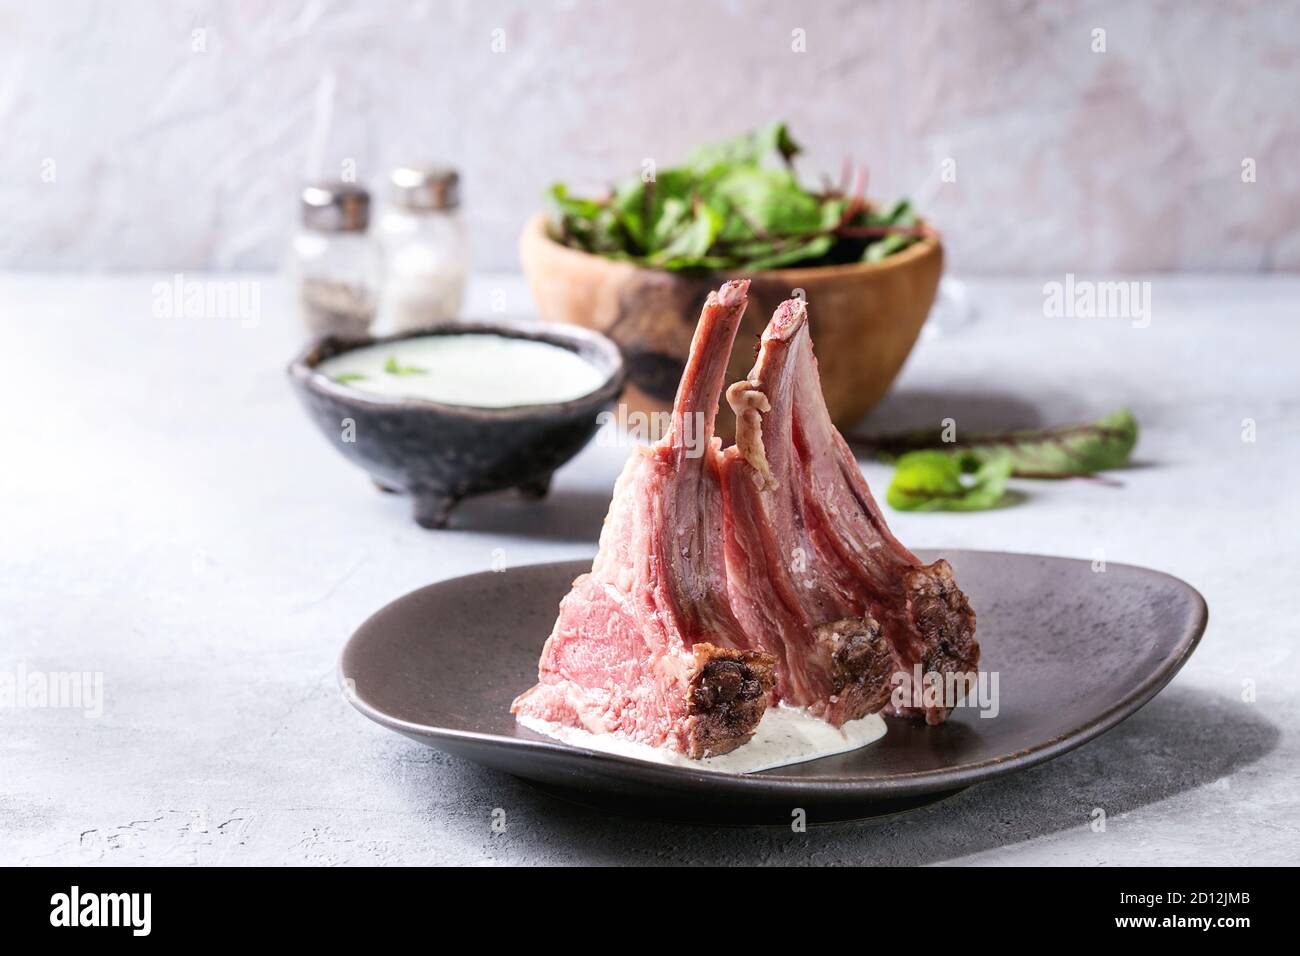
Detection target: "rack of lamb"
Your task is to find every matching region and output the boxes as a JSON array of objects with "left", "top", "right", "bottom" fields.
[
  {"left": 722, "top": 296, "right": 978, "bottom": 727},
  {"left": 513, "top": 281, "right": 978, "bottom": 759},
  {"left": 512, "top": 280, "right": 776, "bottom": 757}
]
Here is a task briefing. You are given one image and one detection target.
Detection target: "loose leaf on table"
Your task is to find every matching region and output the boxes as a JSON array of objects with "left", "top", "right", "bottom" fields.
[
  {"left": 855, "top": 409, "right": 1139, "bottom": 478},
  {"left": 886, "top": 450, "right": 1014, "bottom": 512}
]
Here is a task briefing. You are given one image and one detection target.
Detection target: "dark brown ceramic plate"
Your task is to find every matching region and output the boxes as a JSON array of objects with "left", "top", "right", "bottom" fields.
[{"left": 340, "top": 550, "right": 1207, "bottom": 824}]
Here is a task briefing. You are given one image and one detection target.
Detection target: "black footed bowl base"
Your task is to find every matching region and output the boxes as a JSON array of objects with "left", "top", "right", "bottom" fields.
[
  {"left": 372, "top": 472, "right": 556, "bottom": 529},
  {"left": 288, "top": 321, "right": 626, "bottom": 531}
]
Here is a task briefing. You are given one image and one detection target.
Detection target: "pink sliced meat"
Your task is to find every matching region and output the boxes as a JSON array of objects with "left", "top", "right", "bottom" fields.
[
  {"left": 721, "top": 297, "right": 979, "bottom": 725},
  {"left": 512, "top": 280, "right": 776, "bottom": 757}
]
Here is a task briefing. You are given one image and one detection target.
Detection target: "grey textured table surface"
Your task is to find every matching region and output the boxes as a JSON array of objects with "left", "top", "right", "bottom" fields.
[{"left": 2, "top": 273, "right": 1296, "bottom": 866}]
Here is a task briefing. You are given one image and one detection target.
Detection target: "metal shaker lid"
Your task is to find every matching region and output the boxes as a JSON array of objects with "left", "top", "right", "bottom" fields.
[
  {"left": 300, "top": 182, "right": 371, "bottom": 232},
  {"left": 387, "top": 164, "right": 460, "bottom": 211}
]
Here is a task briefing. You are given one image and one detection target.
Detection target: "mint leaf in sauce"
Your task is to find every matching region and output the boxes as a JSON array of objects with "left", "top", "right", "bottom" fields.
[
  {"left": 384, "top": 356, "right": 428, "bottom": 376},
  {"left": 332, "top": 372, "right": 367, "bottom": 384}
]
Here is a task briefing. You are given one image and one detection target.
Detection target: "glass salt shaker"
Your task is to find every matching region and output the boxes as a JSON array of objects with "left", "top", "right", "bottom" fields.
[
  {"left": 291, "top": 182, "right": 379, "bottom": 337},
  {"left": 376, "top": 165, "right": 468, "bottom": 331}
]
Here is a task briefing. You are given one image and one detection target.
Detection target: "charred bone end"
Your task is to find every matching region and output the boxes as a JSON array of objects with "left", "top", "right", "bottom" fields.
[
  {"left": 811, "top": 614, "right": 895, "bottom": 722},
  {"left": 685, "top": 643, "right": 776, "bottom": 758},
  {"left": 901, "top": 559, "right": 979, "bottom": 724},
  {"left": 725, "top": 381, "right": 778, "bottom": 492}
]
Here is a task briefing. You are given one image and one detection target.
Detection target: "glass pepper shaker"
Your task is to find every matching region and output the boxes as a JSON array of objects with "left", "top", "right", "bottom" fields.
[
  {"left": 375, "top": 165, "right": 468, "bottom": 331},
  {"left": 291, "top": 182, "right": 379, "bottom": 337}
]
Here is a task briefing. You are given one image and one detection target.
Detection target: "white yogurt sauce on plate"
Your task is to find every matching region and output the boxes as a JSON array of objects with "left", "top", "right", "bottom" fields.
[
  {"left": 317, "top": 333, "right": 607, "bottom": 407},
  {"left": 517, "top": 705, "right": 887, "bottom": 774}
]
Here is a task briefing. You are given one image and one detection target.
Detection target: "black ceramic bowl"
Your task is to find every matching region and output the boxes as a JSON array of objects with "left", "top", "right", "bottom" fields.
[{"left": 288, "top": 321, "right": 626, "bottom": 528}]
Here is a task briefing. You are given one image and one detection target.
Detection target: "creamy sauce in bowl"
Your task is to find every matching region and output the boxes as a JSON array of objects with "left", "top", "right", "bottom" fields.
[
  {"left": 317, "top": 333, "right": 608, "bottom": 408},
  {"left": 517, "top": 705, "right": 887, "bottom": 774}
]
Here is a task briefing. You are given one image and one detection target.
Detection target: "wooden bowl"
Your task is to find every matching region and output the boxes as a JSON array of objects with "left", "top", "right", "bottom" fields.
[{"left": 519, "top": 213, "right": 943, "bottom": 440}]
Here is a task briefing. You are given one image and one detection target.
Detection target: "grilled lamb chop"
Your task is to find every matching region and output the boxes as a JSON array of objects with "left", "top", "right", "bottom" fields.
[
  {"left": 721, "top": 297, "right": 978, "bottom": 725},
  {"left": 512, "top": 280, "right": 776, "bottom": 757}
]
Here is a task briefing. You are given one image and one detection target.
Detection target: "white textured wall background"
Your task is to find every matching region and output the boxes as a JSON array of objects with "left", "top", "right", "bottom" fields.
[{"left": 1, "top": 0, "right": 1297, "bottom": 273}]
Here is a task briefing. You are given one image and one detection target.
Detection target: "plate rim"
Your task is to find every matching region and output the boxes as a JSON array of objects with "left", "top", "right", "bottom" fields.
[{"left": 339, "top": 549, "right": 1209, "bottom": 796}]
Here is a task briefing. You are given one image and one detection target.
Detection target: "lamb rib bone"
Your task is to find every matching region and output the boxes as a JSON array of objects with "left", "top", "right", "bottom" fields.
[
  {"left": 512, "top": 279, "right": 776, "bottom": 757},
  {"left": 721, "top": 296, "right": 979, "bottom": 725}
]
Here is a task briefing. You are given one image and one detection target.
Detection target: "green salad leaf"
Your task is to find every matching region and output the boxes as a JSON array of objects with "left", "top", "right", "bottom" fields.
[
  {"left": 688, "top": 121, "right": 802, "bottom": 170},
  {"left": 886, "top": 451, "right": 1015, "bottom": 512},
  {"left": 545, "top": 122, "right": 925, "bottom": 271},
  {"left": 871, "top": 409, "right": 1140, "bottom": 513},
  {"left": 859, "top": 409, "right": 1139, "bottom": 479},
  {"left": 862, "top": 200, "right": 920, "bottom": 262}
]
